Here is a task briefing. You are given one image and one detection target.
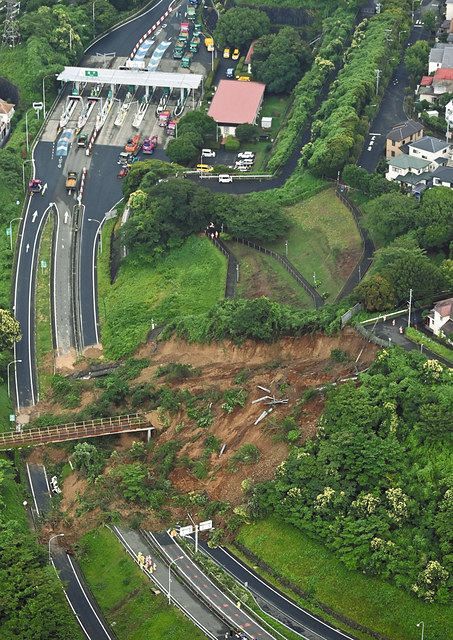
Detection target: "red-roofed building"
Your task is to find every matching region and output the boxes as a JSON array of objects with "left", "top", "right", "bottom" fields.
[
  {"left": 434, "top": 67, "right": 453, "bottom": 81},
  {"left": 208, "top": 79, "right": 265, "bottom": 136},
  {"left": 420, "top": 75, "right": 433, "bottom": 86},
  {"left": 432, "top": 67, "right": 453, "bottom": 97}
]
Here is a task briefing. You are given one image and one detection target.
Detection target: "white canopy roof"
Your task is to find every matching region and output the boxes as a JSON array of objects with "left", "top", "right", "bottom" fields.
[{"left": 57, "top": 67, "right": 202, "bottom": 90}]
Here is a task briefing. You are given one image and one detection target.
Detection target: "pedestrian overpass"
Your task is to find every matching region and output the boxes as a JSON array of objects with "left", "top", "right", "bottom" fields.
[{"left": 57, "top": 66, "right": 203, "bottom": 103}]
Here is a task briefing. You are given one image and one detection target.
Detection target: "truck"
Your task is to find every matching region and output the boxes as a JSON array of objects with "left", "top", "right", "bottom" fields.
[
  {"left": 187, "top": 5, "right": 196, "bottom": 21},
  {"left": 204, "top": 36, "right": 214, "bottom": 52},
  {"left": 65, "top": 171, "right": 78, "bottom": 192},
  {"left": 124, "top": 134, "right": 140, "bottom": 154},
  {"left": 158, "top": 110, "right": 171, "bottom": 127},
  {"left": 166, "top": 120, "right": 177, "bottom": 137},
  {"left": 142, "top": 135, "right": 158, "bottom": 154},
  {"left": 179, "top": 22, "right": 190, "bottom": 42},
  {"left": 180, "top": 52, "right": 193, "bottom": 68},
  {"left": 189, "top": 35, "right": 200, "bottom": 53},
  {"left": 173, "top": 39, "right": 185, "bottom": 59}
]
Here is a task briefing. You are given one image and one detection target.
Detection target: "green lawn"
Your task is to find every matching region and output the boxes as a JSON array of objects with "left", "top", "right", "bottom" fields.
[
  {"left": 265, "top": 187, "right": 362, "bottom": 300},
  {"left": 99, "top": 233, "right": 227, "bottom": 359},
  {"left": 0, "top": 384, "right": 13, "bottom": 433},
  {"left": 35, "top": 214, "right": 54, "bottom": 396},
  {"left": 237, "top": 518, "right": 452, "bottom": 640},
  {"left": 406, "top": 327, "right": 453, "bottom": 363},
  {"left": 225, "top": 240, "right": 314, "bottom": 308},
  {"left": 78, "top": 528, "right": 206, "bottom": 640}
]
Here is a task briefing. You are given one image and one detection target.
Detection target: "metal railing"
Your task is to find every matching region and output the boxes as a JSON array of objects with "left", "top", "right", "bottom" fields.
[{"left": 0, "top": 413, "right": 152, "bottom": 449}]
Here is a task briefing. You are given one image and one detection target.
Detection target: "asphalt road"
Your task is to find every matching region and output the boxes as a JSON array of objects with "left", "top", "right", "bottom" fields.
[
  {"left": 26, "top": 462, "right": 116, "bottom": 640},
  {"left": 199, "top": 542, "right": 354, "bottom": 640},
  {"left": 149, "top": 530, "right": 277, "bottom": 639},
  {"left": 357, "top": 7, "right": 429, "bottom": 171}
]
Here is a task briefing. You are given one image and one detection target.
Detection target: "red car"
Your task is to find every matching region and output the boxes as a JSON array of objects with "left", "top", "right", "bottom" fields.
[
  {"left": 117, "top": 166, "right": 129, "bottom": 179},
  {"left": 124, "top": 133, "right": 140, "bottom": 154}
]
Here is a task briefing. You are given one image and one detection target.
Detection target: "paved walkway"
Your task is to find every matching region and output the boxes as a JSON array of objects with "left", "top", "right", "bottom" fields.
[{"left": 112, "top": 526, "right": 228, "bottom": 639}]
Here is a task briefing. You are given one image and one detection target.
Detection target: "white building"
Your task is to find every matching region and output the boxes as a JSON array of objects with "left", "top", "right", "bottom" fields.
[
  {"left": 408, "top": 136, "right": 451, "bottom": 164},
  {"left": 427, "top": 297, "right": 453, "bottom": 343},
  {"left": 386, "top": 154, "right": 435, "bottom": 182},
  {"left": 446, "top": 0, "right": 453, "bottom": 21},
  {"left": 428, "top": 43, "right": 453, "bottom": 73},
  {"left": 0, "top": 99, "right": 14, "bottom": 147}
]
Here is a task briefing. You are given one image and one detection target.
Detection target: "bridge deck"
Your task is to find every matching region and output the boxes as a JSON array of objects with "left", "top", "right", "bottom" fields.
[{"left": 0, "top": 414, "right": 153, "bottom": 450}]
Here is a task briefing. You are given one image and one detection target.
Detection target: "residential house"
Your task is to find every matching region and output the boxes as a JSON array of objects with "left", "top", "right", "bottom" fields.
[
  {"left": 408, "top": 135, "right": 451, "bottom": 164},
  {"left": 0, "top": 99, "right": 14, "bottom": 147},
  {"left": 428, "top": 43, "right": 453, "bottom": 73},
  {"left": 385, "top": 154, "right": 435, "bottom": 184},
  {"left": 432, "top": 67, "right": 453, "bottom": 96},
  {"left": 386, "top": 120, "right": 424, "bottom": 158},
  {"left": 431, "top": 165, "right": 453, "bottom": 187},
  {"left": 427, "top": 297, "right": 453, "bottom": 343},
  {"left": 447, "top": 0, "right": 453, "bottom": 21}
]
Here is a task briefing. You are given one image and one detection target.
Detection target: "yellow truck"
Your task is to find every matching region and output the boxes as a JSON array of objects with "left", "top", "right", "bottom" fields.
[
  {"left": 204, "top": 36, "right": 214, "bottom": 52},
  {"left": 65, "top": 171, "right": 78, "bottom": 192}
]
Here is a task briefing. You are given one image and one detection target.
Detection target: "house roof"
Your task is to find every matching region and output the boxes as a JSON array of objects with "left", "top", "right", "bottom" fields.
[
  {"left": 432, "top": 165, "right": 453, "bottom": 183},
  {"left": 442, "top": 319, "right": 453, "bottom": 335},
  {"left": 433, "top": 68, "right": 453, "bottom": 82},
  {"left": 387, "top": 119, "right": 424, "bottom": 141},
  {"left": 433, "top": 298, "right": 453, "bottom": 318},
  {"left": 0, "top": 99, "right": 14, "bottom": 114},
  {"left": 208, "top": 80, "right": 265, "bottom": 125},
  {"left": 420, "top": 76, "right": 433, "bottom": 86},
  {"left": 396, "top": 171, "right": 432, "bottom": 185},
  {"left": 388, "top": 154, "right": 431, "bottom": 170},
  {"left": 409, "top": 135, "right": 448, "bottom": 153},
  {"left": 429, "top": 43, "right": 453, "bottom": 67}
]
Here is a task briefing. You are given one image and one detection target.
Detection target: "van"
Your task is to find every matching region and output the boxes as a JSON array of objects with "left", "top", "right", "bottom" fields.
[
  {"left": 196, "top": 163, "right": 214, "bottom": 173},
  {"left": 201, "top": 148, "right": 216, "bottom": 158},
  {"left": 218, "top": 174, "right": 233, "bottom": 183},
  {"left": 226, "top": 68, "right": 234, "bottom": 79}
]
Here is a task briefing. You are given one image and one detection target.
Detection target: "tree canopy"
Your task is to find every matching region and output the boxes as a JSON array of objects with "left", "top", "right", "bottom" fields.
[
  {"left": 213, "top": 7, "right": 271, "bottom": 50},
  {"left": 0, "top": 309, "right": 21, "bottom": 351}
]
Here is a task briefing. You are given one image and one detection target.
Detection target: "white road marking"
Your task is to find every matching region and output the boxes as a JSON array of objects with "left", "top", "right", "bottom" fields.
[
  {"left": 64, "top": 210, "right": 69, "bottom": 224},
  {"left": 41, "top": 183, "right": 48, "bottom": 195},
  {"left": 32, "top": 211, "right": 38, "bottom": 223},
  {"left": 53, "top": 203, "right": 61, "bottom": 353},
  {"left": 43, "top": 465, "right": 51, "bottom": 495},
  {"left": 25, "top": 244, "right": 30, "bottom": 253}
]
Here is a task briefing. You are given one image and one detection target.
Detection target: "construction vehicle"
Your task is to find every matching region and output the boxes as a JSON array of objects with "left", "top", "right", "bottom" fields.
[
  {"left": 204, "top": 36, "right": 214, "bottom": 52},
  {"left": 166, "top": 120, "right": 177, "bottom": 137},
  {"left": 189, "top": 35, "right": 200, "bottom": 53},
  {"left": 65, "top": 171, "right": 78, "bottom": 192},
  {"left": 125, "top": 134, "right": 141, "bottom": 154},
  {"left": 28, "top": 178, "right": 43, "bottom": 195},
  {"left": 181, "top": 51, "right": 193, "bottom": 68},
  {"left": 187, "top": 5, "right": 196, "bottom": 21},
  {"left": 158, "top": 110, "right": 171, "bottom": 127},
  {"left": 173, "top": 39, "right": 185, "bottom": 59}
]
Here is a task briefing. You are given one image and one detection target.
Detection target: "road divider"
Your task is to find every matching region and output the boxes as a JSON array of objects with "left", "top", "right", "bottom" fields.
[{"left": 129, "top": 0, "right": 179, "bottom": 60}]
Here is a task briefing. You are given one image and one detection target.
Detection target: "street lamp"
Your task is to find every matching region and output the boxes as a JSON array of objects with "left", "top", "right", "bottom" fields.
[
  {"left": 8, "top": 217, "right": 22, "bottom": 251},
  {"left": 48, "top": 533, "right": 65, "bottom": 561},
  {"left": 88, "top": 217, "right": 103, "bottom": 254},
  {"left": 417, "top": 622, "right": 424, "bottom": 640},
  {"left": 168, "top": 555, "right": 183, "bottom": 605},
  {"left": 7, "top": 359, "right": 21, "bottom": 398}
]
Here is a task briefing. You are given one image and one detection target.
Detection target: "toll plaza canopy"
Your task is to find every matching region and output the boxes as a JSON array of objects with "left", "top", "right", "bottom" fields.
[{"left": 57, "top": 67, "right": 203, "bottom": 91}]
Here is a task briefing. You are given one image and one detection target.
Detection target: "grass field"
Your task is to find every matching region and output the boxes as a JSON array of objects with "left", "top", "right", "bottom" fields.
[
  {"left": 78, "top": 528, "right": 206, "bottom": 640},
  {"left": 0, "top": 384, "right": 13, "bottom": 433},
  {"left": 225, "top": 240, "right": 314, "bottom": 308},
  {"left": 406, "top": 327, "right": 453, "bottom": 363},
  {"left": 243, "top": 95, "right": 291, "bottom": 172},
  {"left": 237, "top": 518, "right": 452, "bottom": 640},
  {"left": 265, "top": 188, "right": 362, "bottom": 300},
  {"left": 99, "top": 232, "right": 227, "bottom": 359},
  {"left": 35, "top": 214, "right": 54, "bottom": 396}
]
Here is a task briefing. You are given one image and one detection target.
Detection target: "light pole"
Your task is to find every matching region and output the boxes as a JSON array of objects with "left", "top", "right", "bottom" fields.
[
  {"left": 48, "top": 533, "right": 65, "bottom": 561},
  {"left": 8, "top": 217, "right": 22, "bottom": 251},
  {"left": 417, "top": 622, "right": 424, "bottom": 640},
  {"left": 22, "top": 158, "right": 34, "bottom": 191},
  {"left": 168, "top": 556, "right": 183, "bottom": 605},
  {"left": 92, "top": 1, "right": 96, "bottom": 38},
  {"left": 88, "top": 218, "right": 103, "bottom": 254},
  {"left": 7, "top": 359, "right": 21, "bottom": 398}
]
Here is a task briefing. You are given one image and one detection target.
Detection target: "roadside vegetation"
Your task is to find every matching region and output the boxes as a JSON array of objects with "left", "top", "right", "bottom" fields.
[
  {"left": 77, "top": 527, "right": 206, "bottom": 640},
  {"left": 35, "top": 215, "right": 54, "bottom": 396},
  {"left": 406, "top": 327, "right": 453, "bottom": 363}
]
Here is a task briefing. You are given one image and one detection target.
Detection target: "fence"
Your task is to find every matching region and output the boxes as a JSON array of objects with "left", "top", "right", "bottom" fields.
[
  {"left": 231, "top": 237, "right": 324, "bottom": 308},
  {"left": 210, "top": 236, "right": 238, "bottom": 298},
  {"left": 340, "top": 303, "right": 362, "bottom": 328}
]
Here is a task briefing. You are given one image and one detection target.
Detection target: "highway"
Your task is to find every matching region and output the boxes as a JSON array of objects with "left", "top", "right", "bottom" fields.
[
  {"left": 26, "top": 462, "right": 116, "bottom": 640},
  {"left": 198, "top": 542, "right": 355, "bottom": 640}
]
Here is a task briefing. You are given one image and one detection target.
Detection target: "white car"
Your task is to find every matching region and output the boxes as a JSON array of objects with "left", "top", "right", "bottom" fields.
[
  {"left": 202, "top": 148, "right": 216, "bottom": 158},
  {"left": 235, "top": 165, "right": 251, "bottom": 172},
  {"left": 236, "top": 158, "right": 254, "bottom": 166},
  {"left": 237, "top": 151, "right": 255, "bottom": 159},
  {"left": 218, "top": 174, "right": 233, "bottom": 183}
]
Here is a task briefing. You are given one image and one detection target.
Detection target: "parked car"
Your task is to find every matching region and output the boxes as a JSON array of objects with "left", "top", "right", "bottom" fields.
[
  {"left": 235, "top": 165, "right": 251, "bottom": 172},
  {"left": 223, "top": 47, "right": 230, "bottom": 58},
  {"left": 196, "top": 163, "right": 214, "bottom": 173},
  {"left": 237, "top": 151, "right": 255, "bottom": 159},
  {"left": 202, "top": 148, "right": 216, "bottom": 158},
  {"left": 226, "top": 68, "right": 234, "bottom": 79},
  {"left": 232, "top": 48, "right": 240, "bottom": 60},
  {"left": 77, "top": 133, "right": 88, "bottom": 148},
  {"left": 236, "top": 158, "right": 254, "bottom": 166},
  {"left": 237, "top": 76, "right": 250, "bottom": 81},
  {"left": 218, "top": 174, "right": 233, "bottom": 183},
  {"left": 117, "top": 166, "right": 129, "bottom": 178},
  {"left": 117, "top": 151, "right": 132, "bottom": 165}
]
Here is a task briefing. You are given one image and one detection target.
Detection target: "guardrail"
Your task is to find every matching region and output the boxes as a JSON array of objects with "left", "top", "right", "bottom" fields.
[
  {"left": 231, "top": 237, "right": 325, "bottom": 308},
  {"left": 0, "top": 413, "right": 152, "bottom": 450}
]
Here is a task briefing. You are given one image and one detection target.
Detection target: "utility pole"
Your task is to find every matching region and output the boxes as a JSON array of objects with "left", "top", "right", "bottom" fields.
[
  {"left": 2, "top": 0, "right": 20, "bottom": 47},
  {"left": 375, "top": 69, "right": 382, "bottom": 96},
  {"left": 407, "top": 288, "right": 413, "bottom": 327}
]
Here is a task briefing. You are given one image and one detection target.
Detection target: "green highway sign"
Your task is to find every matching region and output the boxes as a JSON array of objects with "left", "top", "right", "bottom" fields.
[{"left": 85, "top": 70, "right": 99, "bottom": 78}]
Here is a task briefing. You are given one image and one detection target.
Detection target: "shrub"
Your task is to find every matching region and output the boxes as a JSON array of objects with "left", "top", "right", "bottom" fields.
[
  {"left": 229, "top": 444, "right": 260, "bottom": 470},
  {"left": 222, "top": 388, "right": 248, "bottom": 413},
  {"left": 224, "top": 136, "right": 240, "bottom": 153},
  {"left": 156, "top": 362, "right": 199, "bottom": 382}
]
